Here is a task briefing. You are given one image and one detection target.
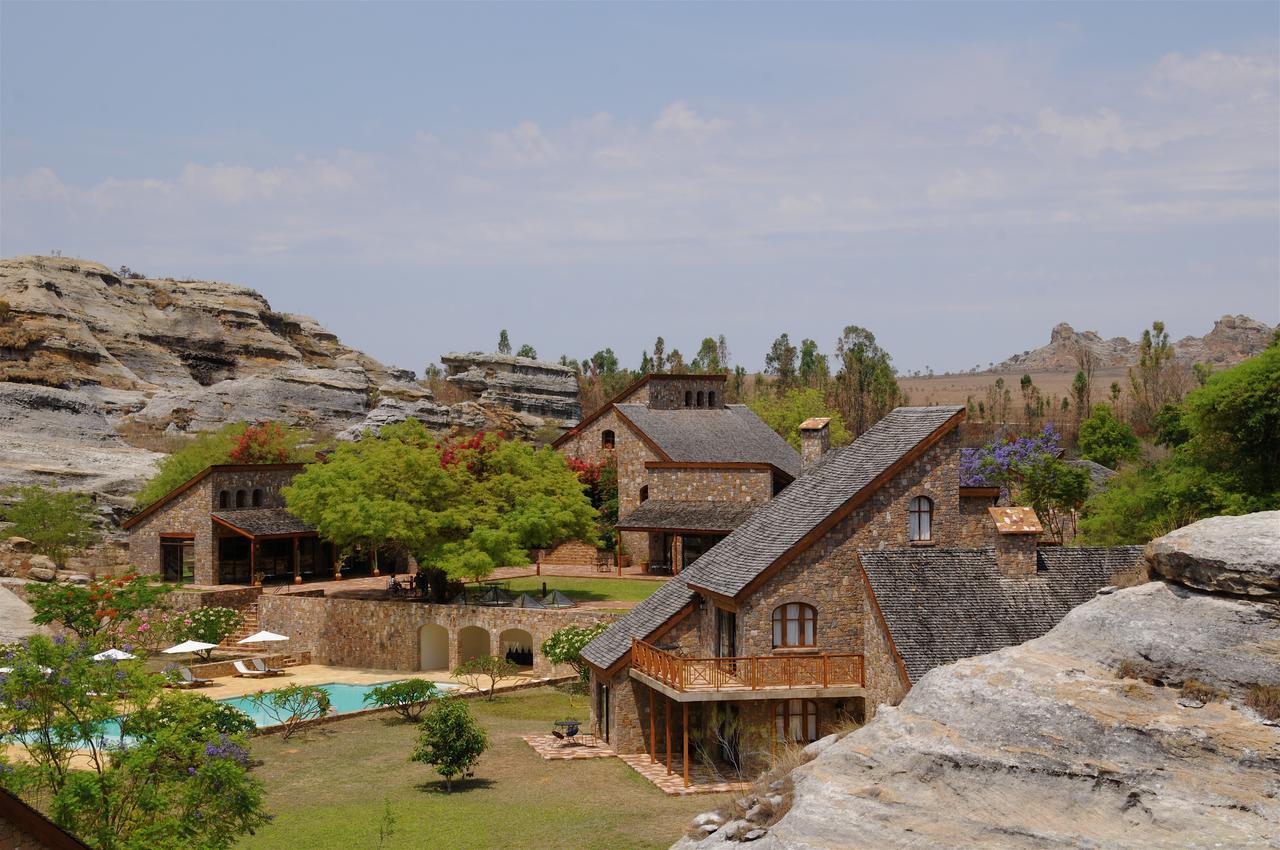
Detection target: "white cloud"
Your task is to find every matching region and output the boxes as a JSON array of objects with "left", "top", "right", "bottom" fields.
[
  {"left": 1035, "top": 107, "right": 1132, "bottom": 157},
  {"left": 1148, "top": 50, "right": 1280, "bottom": 102},
  {"left": 652, "top": 101, "right": 726, "bottom": 139}
]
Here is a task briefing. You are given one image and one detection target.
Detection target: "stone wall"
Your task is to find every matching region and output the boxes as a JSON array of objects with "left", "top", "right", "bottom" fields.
[
  {"left": 646, "top": 467, "right": 773, "bottom": 503},
  {"left": 539, "top": 541, "right": 606, "bottom": 566},
  {"left": 168, "top": 585, "right": 264, "bottom": 612},
  {"left": 257, "top": 593, "right": 617, "bottom": 677},
  {"left": 127, "top": 476, "right": 213, "bottom": 581},
  {"left": 957, "top": 494, "right": 997, "bottom": 545},
  {"left": 646, "top": 376, "right": 727, "bottom": 410}
]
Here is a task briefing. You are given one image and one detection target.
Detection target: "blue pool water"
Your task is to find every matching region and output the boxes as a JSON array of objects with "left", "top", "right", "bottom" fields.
[{"left": 218, "top": 680, "right": 459, "bottom": 728}]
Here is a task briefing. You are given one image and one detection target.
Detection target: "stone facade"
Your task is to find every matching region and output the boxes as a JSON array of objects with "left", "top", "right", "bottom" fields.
[
  {"left": 645, "top": 375, "right": 727, "bottom": 410},
  {"left": 257, "top": 593, "right": 617, "bottom": 677},
  {"left": 994, "top": 532, "right": 1039, "bottom": 576},
  {"left": 645, "top": 466, "right": 773, "bottom": 503}
]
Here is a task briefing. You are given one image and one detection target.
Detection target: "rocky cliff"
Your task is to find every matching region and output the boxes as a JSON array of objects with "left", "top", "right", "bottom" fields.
[
  {"left": 997, "top": 315, "right": 1274, "bottom": 372},
  {"left": 679, "top": 511, "right": 1280, "bottom": 849},
  {"left": 0, "top": 255, "right": 578, "bottom": 499}
]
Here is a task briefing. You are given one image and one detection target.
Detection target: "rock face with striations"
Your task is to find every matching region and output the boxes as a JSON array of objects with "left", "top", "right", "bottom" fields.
[
  {"left": 0, "top": 255, "right": 576, "bottom": 496},
  {"left": 677, "top": 512, "right": 1280, "bottom": 850},
  {"left": 441, "top": 352, "right": 581, "bottom": 427}
]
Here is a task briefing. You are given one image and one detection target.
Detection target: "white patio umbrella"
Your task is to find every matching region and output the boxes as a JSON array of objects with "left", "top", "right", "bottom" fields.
[
  {"left": 161, "top": 640, "right": 219, "bottom": 655},
  {"left": 0, "top": 666, "right": 54, "bottom": 674},
  {"left": 236, "top": 630, "right": 290, "bottom": 645},
  {"left": 91, "top": 648, "right": 136, "bottom": 661}
]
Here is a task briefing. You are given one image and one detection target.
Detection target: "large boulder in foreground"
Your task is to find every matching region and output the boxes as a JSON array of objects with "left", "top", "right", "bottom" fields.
[{"left": 1146, "top": 511, "right": 1279, "bottom": 599}]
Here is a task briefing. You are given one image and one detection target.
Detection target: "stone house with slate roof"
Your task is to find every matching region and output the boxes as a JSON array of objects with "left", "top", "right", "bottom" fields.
[
  {"left": 579, "top": 405, "right": 1144, "bottom": 785},
  {"left": 553, "top": 374, "right": 800, "bottom": 571}
]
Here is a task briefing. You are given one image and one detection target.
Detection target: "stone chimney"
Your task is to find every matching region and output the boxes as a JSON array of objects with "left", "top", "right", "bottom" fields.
[
  {"left": 988, "top": 507, "right": 1042, "bottom": 577},
  {"left": 799, "top": 418, "right": 831, "bottom": 472}
]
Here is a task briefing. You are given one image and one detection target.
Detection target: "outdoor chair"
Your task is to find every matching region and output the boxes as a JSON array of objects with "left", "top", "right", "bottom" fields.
[
  {"left": 233, "top": 659, "right": 272, "bottom": 678},
  {"left": 250, "top": 658, "right": 285, "bottom": 676},
  {"left": 176, "top": 667, "right": 213, "bottom": 688},
  {"left": 550, "top": 730, "right": 565, "bottom": 741}
]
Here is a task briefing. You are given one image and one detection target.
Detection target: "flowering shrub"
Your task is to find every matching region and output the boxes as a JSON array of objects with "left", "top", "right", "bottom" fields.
[
  {"left": 183, "top": 607, "right": 243, "bottom": 658},
  {"left": 105, "top": 608, "right": 191, "bottom": 654},
  {"left": 959, "top": 425, "right": 1064, "bottom": 492},
  {"left": 229, "top": 421, "right": 293, "bottom": 464},
  {"left": 27, "top": 573, "right": 172, "bottom": 641}
]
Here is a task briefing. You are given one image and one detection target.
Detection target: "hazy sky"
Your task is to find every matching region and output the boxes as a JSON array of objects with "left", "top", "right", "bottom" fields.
[{"left": 3, "top": 2, "right": 1277, "bottom": 374}]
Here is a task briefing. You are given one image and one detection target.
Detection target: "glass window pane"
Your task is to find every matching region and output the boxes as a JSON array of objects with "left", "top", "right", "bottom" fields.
[
  {"left": 803, "top": 618, "right": 814, "bottom": 645},
  {"left": 786, "top": 619, "right": 799, "bottom": 645},
  {"left": 772, "top": 619, "right": 782, "bottom": 646}
]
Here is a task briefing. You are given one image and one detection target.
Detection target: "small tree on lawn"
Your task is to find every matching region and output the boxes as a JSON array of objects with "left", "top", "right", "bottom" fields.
[
  {"left": 411, "top": 698, "right": 487, "bottom": 792},
  {"left": 27, "top": 573, "right": 171, "bottom": 641},
  {"left": 363, "top": 679, "right": 442, "bottom": 721},
  {"left": 541, "top": 623, "right": 608, "bottom": 685},
  {"left": 452, "top": 655, "right": 518, "bottom": 700},
  {"left": 245, "top": 684, "right": 331, "bottom": 741},
  {"left": 183, "top": 607, "right": 243, "bottom": 659},
  {"left": 1, "top": 485, "right": 97, "bottom": 567}
]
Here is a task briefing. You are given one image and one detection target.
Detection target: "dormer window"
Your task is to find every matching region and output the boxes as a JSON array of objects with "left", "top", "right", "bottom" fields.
[
  {"left": 601, "top": 429, "right": 615, "bottom": 449},
  {"left": 235, "top": 490, "right": 247, "bottom": 508},
  {"left": 251, "top": 488, "right": 263, "bottom": 507},
  {"left": 909, "top": 496, "right": 933, "bottom": 541},
  {"left": 218, "top": 490, "right": 229, "bottom": 509}
]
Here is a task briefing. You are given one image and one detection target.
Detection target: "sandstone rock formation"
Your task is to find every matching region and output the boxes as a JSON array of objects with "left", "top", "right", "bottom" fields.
[
  {"left": 1147, "top": 511, "right": 1279, "bottom": 600},
  {"left": 0, "top": 255, "right": 578, "bottom": 496},
  {"left": 997, "top": 315, "right": 1274, "bottom": 373},
  {"left": 678, "top": 512, "right": 1280, "bottom": 849},
  {"left": 441, "top": 352, "right": 581, "bottom": 427}
]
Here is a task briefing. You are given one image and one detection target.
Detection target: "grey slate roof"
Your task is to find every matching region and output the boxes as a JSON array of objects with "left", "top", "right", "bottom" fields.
[
  {"left": 580, "top": 405, "right": 964, "bottom": 670},
  {"left": 615, "top": 403, "right": 802, "bottom": 478},
  {"left": 211, "top": 509, "right": 315, "bottom": 537},
  {"left": 859, "top": 545, "right": 1144, "bottom": 682},
  {"left": 1067, "top": 459, "right": 1119, "bottom": 494},
  {"left": 687, "top": 406, "right": 964, "bottom": 598},
  {"left": 616, "top": 500, "right": 759, "bottom": 533}
]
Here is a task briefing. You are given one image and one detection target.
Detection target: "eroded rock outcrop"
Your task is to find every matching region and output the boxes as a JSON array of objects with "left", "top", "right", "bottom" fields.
[{"left": 678, "top": 512, "right": 1280, "bottom": 849}]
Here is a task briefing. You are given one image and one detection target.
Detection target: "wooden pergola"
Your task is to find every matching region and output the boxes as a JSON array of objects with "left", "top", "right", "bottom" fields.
[{"left": 211, "top": 509, "right": 327, "bottom": 586}]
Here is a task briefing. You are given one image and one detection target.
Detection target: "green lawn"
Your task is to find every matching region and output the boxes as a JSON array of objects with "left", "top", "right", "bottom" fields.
[
  {"left": 240, "top": 687, "right": 722, "bottom": 850},
  {"left": 493, "top": 576, "right": 662, "bottom": 605}
]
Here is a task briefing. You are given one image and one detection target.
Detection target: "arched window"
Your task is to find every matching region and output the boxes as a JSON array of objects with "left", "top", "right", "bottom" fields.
[
  {"left": 909, "top": 496, "right": 933, "bottom": 541},
  {"left": 251, "top": 488, "right": 263, "bottom": 507},
  {"left": 708, "top": 391, "right": 716, "bottom": 407},
  {"left": 601, "top": 429, "right": 615, "bottom": 449},
  {"left": 696, "top": 390, "right": 705, "bottom": 407},
  {"left": 218, "top": 490, "right": 229, "bottom": 509},
  {"left": 235, "top": 490, "right": 247, "bottom": 508},
  {"left": 775, "top": 699, "right": 818, "bottom": 743},
  {"left": 684, "top": 391, "right": 693, "bottom": 407},
  {"left": 639, "top": 485, "right": 649, "bottom": 503},
  {"left": 772, "top": 603, "right": 816, "bottom": 648}
]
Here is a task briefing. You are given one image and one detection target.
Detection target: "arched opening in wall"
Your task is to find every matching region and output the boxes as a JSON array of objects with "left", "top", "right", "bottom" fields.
[
  {"left": 708, "top": 391, "right": 716, "bottom": 407},
  {"left": 601, "top": 429, "right": 615, "bottom": 449},
  {"left": 419, "top": 623, "right": 449, "bottom": 671},
  {"left": 684, "top": 391, "right": 693, "bottom": 407},
  {"left": 499, "top": 627, "right": 534, "bottom": 668},
  {"left": 235, "top": 490, "right": 247, "bottom": 508},
  {"left": 639, "top": 485, "right": 649, "bottom": 503},
  {"left": 696, "top": 390, "right": 705, "bottom": 407},
  {"left": 457, "top": 626, "right": 491, "bottom": 664},
  {"left": 251, "top": 489, "right": 263, "bottom": 507},
  {"left": 218, "top": 490, "right": 229, "bottom": 509}
]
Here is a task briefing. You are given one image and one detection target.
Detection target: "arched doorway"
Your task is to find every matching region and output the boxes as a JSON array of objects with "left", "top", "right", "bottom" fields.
[
  {"left": 499, "top": 627, "right": 534, "bottom": 668},
  {"left": 419, "top": 623, "right": 448, "bottom": 671},
  {"left": 457, "top": 626, "right": 491, "bottom": 663}
]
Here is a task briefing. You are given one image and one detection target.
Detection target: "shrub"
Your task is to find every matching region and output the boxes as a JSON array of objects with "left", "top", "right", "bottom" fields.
[
  {"left": 452, "top": 655, "right": 518, "bottom": 700},
  {"left": 541, "top": 623, "right": 608, "bottom": 684},
  {"left": 183, "top": 607, "right": 243, "bottom": 658},
  {"left": 27, "top": 573, "right": 171, "bottom": 640},
  {"left": 1246, "top": 684, "right": 1280, "bottom": 721},
  {"left": 0, "top": 485, "right": 97, "bottom": 567},
  {"left": 245, "top": 684, "right": 331, "bottom": 740},
  {"left": 1115, "top": 660, "right": 1142, "bottom": 680},
  {"left": 1078, "top": 404, "right": 1140, "bottom": 469},
  {"left": 1180, "top": 679, "right": 1223, "bottom": 703},
  {"left": 411, "top": 698, "right": 487, "bottom": 792},
  {"left": 363, "top": 679, "right": 442, "bottom": 721}
]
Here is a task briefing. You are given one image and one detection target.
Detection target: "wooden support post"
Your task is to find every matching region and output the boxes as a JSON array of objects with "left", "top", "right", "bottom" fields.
[
  {"left": 292, "top": 537, "right": 301, "bottom": 584},
  {"left": 682, "top": 703, "right": 689, "bottom": 788},
  {"left": 250, "top": 540, "right": 259, "bottom": 587},
  {"left": 649, "top": 688, "right": 656, "bottom": 764},
  {"left": 331, "top": 541, "right": 341, "bottom": 580},
  {"left": 665, "top": 697, "right": 672, "bottom": 775}
]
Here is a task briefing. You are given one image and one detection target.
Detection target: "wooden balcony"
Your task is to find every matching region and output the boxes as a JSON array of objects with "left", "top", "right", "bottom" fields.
[{"left": 630, "top": 639, "right": 865, "bottom": 702}]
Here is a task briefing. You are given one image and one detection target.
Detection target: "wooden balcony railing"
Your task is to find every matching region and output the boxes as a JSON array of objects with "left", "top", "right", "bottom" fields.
[{"left": 632, "top": 639, "right": 864, "bottom": 692}]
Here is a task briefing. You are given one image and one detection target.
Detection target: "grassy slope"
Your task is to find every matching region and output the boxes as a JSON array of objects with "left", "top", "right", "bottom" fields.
[{"left": 241, "top": 687, "right": 721, "bottom": 850}]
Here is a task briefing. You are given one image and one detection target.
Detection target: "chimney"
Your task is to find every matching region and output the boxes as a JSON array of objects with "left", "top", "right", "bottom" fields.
[
  {"left": 988, "top": 506, "right": 1042, "bottom": 577},
  {"left": 799, "top": 418, "right": 831, "bottom": 472}
]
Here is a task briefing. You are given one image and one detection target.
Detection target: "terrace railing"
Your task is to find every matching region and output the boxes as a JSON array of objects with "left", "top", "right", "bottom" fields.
[{"left": 632, "top": 639, "right": 864, "bottom": 692}]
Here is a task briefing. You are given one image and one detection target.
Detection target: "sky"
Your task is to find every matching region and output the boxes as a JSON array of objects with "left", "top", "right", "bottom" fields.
[{"left": 2, "top": 2, "right": 1278, "bottom": 375}]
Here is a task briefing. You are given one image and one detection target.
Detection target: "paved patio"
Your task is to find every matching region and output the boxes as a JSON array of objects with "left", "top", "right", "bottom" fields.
[
  {"left": 521, "top": 733, "right": 615, "bottom": 760},
  {"left": 616, "top": 752, "right": 753, "bottom": 796}
]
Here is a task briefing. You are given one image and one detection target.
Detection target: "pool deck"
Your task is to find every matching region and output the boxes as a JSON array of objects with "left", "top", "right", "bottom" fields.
[{"left": 176, "top": 664, "right": 546, "bottom": 699}]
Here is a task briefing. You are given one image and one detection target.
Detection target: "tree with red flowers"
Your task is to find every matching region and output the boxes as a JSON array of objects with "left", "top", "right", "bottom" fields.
[
  {"left": 230, "top": 421, "right": 296, "bottom": 464},
  {"left": 26, "top": 573, "right": 172, "bottom": 641}
]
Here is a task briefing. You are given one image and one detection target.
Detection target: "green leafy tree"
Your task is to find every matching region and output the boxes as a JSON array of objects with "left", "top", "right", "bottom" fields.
[
  {"left": 497, "top": 330, "right": 512, "bottom": 355},
  {"left": 27, "top": 573, "right": 171, "bottom": 641},
  {"left": 363, "top": 679, "right": 442, "bottom": 721},
  {"left": 540, "top": 623, "right": 608, "bottom": 684},
  {"left": 412, "top": 698, "right": 488, "bottom": 792},
  {"left": 667, "top": 348, "right": 686, "bottom": 373},
  {"left": 764, "top": 333, "right": 798, "bottom": 395},
  {"left": 182, "top": 607, "right": 243, "bottom": 659},
  {"left": 1078, "top": 405, "right": 1140, "bottom": 469},
  {"left": 135, "top": 421, "right": 313, "bottom": 508},
  {"left": 747, "top": 387, "right": 853, "bottom": 450},
  {"left": 691, "top": 337, "right": 724, "bottom": 374},
  {"left": 1127, "top": 320, "right": 1182, "bottom": 434},
  {"left": 651, "top": 337, "right": 666, "bottom": 373},
  {"left": 245, "top": 684, "right": 331, "bottom": 741},
  {"left": 516, "top": 344, "right": 537, "bottom": 359},
  {"left": 1, "top": 485, "right": 97, "bottom": 567},
  {"left": 833, "top": 325, "right": 901, "bottom": 436},
  {"left": 452, "top": 655, "right": 518, "bottom": 700},
  {"left": 1017, "top": 455, "right": 1091, "bottom": 543},
  {"left": 798, "top": 339, "right": 829, "bottom": 387}
]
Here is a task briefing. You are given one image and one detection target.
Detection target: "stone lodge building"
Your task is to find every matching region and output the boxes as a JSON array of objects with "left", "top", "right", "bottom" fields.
[
  {"left": 553, "top": 374, "right": 801, "bottom": 571},
  {"left": 123, "top": 463, "right": 341, "bottom": 586},
  {"left": 580, "top": 405, "right": 1144, "bottom": 785}
]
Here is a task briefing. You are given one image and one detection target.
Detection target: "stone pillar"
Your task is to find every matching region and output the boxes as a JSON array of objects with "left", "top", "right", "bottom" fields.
[{"left": 799, "top": 418, "right": 831, "bottom": 472}]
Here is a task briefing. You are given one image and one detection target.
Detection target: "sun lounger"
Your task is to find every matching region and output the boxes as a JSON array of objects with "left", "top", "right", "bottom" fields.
[
  {"left": 171, "top": 666, "right": 213, "bottom": 688},
  {"left": 233, "top": 660, "right": 272, "bottom": 678},
  {"left": 250, "top": 658, "right": 285, "bottom": 676}
]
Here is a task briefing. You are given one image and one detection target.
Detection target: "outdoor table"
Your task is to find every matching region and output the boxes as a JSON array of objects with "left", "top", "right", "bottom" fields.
[{"left": 553, "top": 719, "right": 582, "bottom": 743}]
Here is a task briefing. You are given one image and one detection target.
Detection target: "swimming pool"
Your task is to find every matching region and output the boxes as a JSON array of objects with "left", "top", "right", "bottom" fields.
[{"left": 218, "top": 680, "right": 459, "bottom": 728}]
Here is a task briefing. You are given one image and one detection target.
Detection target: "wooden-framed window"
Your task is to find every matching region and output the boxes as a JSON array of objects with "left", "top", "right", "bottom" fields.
[
  {"left": 774, "top": 699, "right": 818, "bottom": 743},
  {"left": 601, "top": 429, "right": 615, "bottom": 449},
  {"left": 235, "top": 490, "right": 247, "bottom": 508},
  {"left": 771, "top": 602, "right": 817, "bottom": 648},
  {"left": 251, "top": 488, "right": 263, "bottom": 507},
  {"left": 909, "top": 495, "right": 933, "bottom": 541},
  {"left": 218, "top": 490, "right": 229, "bottom": 509}
]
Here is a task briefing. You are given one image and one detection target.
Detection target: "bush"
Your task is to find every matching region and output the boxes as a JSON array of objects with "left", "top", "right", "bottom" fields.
[
  {"left": 363, "top": 679, "right": 442, "bottom": 721},
  {"left": 411, "top": 698, "right": 487, "bottom": 792},
  {"left": 183, "top": 607, "right": 243, "bottom": 658},
  {"left": 1246, "top": 684, "right": 1280, "bottom": 721},
  {"left": 1079, "top": 405, "right": 1140, "bottom": 469},
  {"left": 245, "top": 684, "right": 331, "bottom": 740},
  {"left": 0, "top": 485, "right": 97, "bottom": 567},
  {"left": 27, "top": 573, "right": 171, "bottom": 641},
  {"left": 1180, "top": 679, "right": 1223, "bottom": 703},
  {"left": 541, "top": 623, "right": 608, "bottom": 684},
  {"left": 452, "top": 655, "right": 518, "bottom": 700}
]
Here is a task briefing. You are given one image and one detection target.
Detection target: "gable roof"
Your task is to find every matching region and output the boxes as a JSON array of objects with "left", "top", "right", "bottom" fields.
[
  {"left": 858, "top": 545, "right": 1143, "bottom": 682},
  {"left": 581, "top": 405, "right": 964, "bottom": 671},
  {"left": 122, "top": 463, "right": 305, "bottom": 530},
  {"left": 686, "top": 406, "right": 964, "bottom": 599},
  {"left": 614, "top": 404, "right": 801, "bottom": 478},
  {"left": 550, "top": 372, "right": 730, "bottom": 449},
  {"left": 616, "top": 499, "right": 759, "bottom": 534},
  {"left": 211, "top": 509, "right": 316, "bottom": 538}
]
